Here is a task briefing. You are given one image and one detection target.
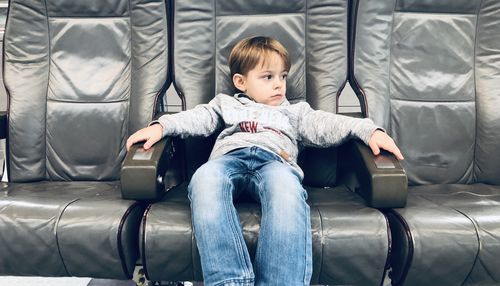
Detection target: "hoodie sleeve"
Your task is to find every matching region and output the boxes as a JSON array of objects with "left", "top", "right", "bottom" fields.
[
  {"left": 296, "top": 102, "right": 381, "bottom": 147},
  {"left": 151, "top": 96, "right": 223, "bottom": 138}
]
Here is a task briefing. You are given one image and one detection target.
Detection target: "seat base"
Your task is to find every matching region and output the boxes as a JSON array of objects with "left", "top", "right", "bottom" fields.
[
  {"left": 141, "top": 183, "right": 390, "bottom": 285},
  {"left": 0, "top": 181, "right": 143, "bottom": 279}
]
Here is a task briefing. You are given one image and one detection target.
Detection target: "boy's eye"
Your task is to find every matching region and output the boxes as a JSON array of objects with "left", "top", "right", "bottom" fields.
[
  {"left": 281, "top": 74, "right": 288, "bottom": 80},
  {"left": 264, "top": 75, "right": 272, "bottom": 80}
]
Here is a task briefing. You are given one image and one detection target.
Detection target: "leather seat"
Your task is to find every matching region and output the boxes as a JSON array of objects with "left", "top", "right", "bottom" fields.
[
  {"left": 350, "top": 0, "right": 500, "bottom": 284},
  {"left": 0, "top": 0, "right": 169, "bottom": 279},
  {"left": 139, "top": 1, "right": 393, "bottom": 284}
]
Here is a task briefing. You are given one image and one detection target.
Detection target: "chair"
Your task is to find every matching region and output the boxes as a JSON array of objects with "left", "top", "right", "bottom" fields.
[
  {"left": 131, "top": 0, "right": 404, "bottom": 284},
  {"left": 351, "top": 0, "right": 500, "bottom": 284},
  {"left": 0, "top": 0, "right": 170, "bottom": 279}
]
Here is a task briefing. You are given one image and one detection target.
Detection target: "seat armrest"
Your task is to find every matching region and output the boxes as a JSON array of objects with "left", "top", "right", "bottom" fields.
[
  {"left": 0, "top": 111, "right": 6, "bottom": 139},
  {"left": 121, "top": 137, "right": 182, "bottom": 201},
  {"left": 340, "top": 139, "right": 408, "bottom": 208}
]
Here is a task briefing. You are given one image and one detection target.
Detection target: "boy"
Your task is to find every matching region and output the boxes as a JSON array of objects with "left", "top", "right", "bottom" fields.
[{"left": 127, "top": 36, "right": 403, "bottom": 286}]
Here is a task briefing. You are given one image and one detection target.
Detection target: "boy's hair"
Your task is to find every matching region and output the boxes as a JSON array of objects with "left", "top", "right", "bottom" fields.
[{"left": 228, "top": 36, "right": 291, "bottom": 78}]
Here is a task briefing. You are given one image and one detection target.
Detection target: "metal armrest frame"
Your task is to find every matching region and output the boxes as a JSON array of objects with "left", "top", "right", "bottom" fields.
[
  {"left": 339, "top": 139, "right": 408, "bottom": 208},
  {"left": 121, "top": 136, "right": 182, "bottom": 201}
]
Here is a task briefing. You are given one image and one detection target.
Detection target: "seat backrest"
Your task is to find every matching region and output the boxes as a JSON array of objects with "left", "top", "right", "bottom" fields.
[
  {"left": 4, "top": 0, "right": 170, "bottom": 182},
  {"left": 172, "top": 0, "right": 350, "bottom": 180},
  {"left": 351, "top": 0, "right": 500, "bottom": 185}
]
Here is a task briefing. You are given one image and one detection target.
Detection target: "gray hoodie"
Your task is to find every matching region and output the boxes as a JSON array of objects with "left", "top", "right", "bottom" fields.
[{"left": 155, "top": 93, "right": 379, "bottom": 178}]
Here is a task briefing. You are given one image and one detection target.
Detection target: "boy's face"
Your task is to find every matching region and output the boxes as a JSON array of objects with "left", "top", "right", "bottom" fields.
[{"left": 233, "top": 52, "right": 288, "bottom": 106}]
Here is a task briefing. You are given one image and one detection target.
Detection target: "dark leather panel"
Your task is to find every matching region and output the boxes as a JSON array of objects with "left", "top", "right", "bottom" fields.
[
  {"left": 474, "top": 0, "right": 500, "bottom": 184},
  {"left": 142, "top": 184, "right": 390, "bottom": 285},
  {"left": 305, "top": 0, "right": 348, "bottom": 112},
  {"left": 389, "top": 193, "right": 478, "bottom": 286},
  {"left": 0, "top": 182, "right": 141, "bottom": 278},
  {"left": 352, "top": 1, "right": 500, "bottom": 285},
  {"left": 46, "top": 0, "right": 129, "bottom": 17},
  {"left": 129, "top": 0, "right": 170, "bottom": 133},
  {"left": 48, "top": 18, "right": 131, "bottom": 103},
  {"left": 390, "top": 13, "right": 475, "bottom": 103},
  {"left": 353, "top": 0, "right": 500, "bottom": 186},
  {"left": 351, "top": 0, "right": 395, "bottom": 127},
  {"left": 4, "top": 0, "right": 49, "bottom": 181},
  {"left": 46, "top": 101, "right": 128, "bottom": 181},
  {"left": 394, "top": 0, "right": 481, "bottom": 13},
  {"left": 391, "top": 100, "right": 475, "bottom": 185},
  {"left": 389, "top": 184, "right": 500, "bottom": 285},
  {"left": 215, "top": 0, "right": 305, "bottom": 16},
  {"left": 1, "top": 0, "right": 169, "bottom": 279},
  {"left": 4, "top": 0, "right": 169, "bottom": 181},
  {"left": 410, "top": 184, "right": 500, "bottom": 285}
]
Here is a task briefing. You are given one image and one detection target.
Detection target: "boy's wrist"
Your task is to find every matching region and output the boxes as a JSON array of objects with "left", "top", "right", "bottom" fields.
[{"left": 151, "top": 122, "right": 164, "bottom": 138}]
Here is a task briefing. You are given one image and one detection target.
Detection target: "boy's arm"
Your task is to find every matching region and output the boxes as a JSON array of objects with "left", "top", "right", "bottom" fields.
[
  {"left": 154, "top": 101, "right": 222, "bottom": 138},
  {"left": 127, "top": 98, "right": 222, "bottom": 150},
  {"left": 298, "top": 103, "right": 403, "bottom": 159},
  {"left": 298, "top": 103, "right": 378, "bottom": 147}
]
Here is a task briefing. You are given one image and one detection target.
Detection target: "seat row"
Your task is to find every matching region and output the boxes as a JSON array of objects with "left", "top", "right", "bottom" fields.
[{"left": 0, "top": 0, "right": 499, "bottom": 285}]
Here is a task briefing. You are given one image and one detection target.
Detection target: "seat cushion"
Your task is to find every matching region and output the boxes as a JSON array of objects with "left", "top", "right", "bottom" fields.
[
  {"left": 0, "top": 181, "right": 143, "bottom": 279},
  {"left": 388, "top": 183, "right": 500, "bottom": 285},
  {"left": 141, "top": 183, "right": 389, "bottom": 285}
]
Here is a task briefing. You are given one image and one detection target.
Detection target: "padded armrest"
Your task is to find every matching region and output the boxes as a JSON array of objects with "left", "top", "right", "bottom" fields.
[
  {"left": 0, "top": 111, "right": 7, "bottom": 139},
  {"left": 121, "top": 137, "right": 181, "bottom": 201},
  {"left": 342, "top": 139, "right": 408, "bottom": 208}
]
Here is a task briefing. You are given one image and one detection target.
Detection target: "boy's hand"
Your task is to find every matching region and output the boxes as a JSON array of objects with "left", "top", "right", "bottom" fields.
[
  {"left": 368, "top": 130, "right": 404, "bottom": 160},
  {"left": 126, "top": 124, "right": 163, "bottom": 151}
]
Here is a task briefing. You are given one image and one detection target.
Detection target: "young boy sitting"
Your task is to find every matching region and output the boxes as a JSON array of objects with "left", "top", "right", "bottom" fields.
[{"left": 126, "top": 36, "right": 403, "bottom": 286}]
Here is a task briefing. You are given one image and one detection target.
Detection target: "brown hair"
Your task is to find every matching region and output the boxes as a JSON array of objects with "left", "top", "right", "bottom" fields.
[{"left": 228, "top": 36, "right": 291, "bottom": 78}]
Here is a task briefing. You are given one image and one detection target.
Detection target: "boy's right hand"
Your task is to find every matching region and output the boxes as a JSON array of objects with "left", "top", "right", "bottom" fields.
[{"left": 126, "top": 123, "right": 163, "bottom": 151}]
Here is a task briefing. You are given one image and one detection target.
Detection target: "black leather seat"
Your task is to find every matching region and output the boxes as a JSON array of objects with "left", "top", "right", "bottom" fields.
[
  {"left": 0, "top": 0, "right": 169, "bottom": 279},
  {"left": 137, "top": 1, "right": 396, "bottom": 284},
  {"left": 350, "top": 0, "right": 500, "bottom": 285}
]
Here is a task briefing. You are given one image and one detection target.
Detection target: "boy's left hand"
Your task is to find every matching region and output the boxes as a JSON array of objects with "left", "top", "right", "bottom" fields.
[{"left": 368, "top": 130, "right": 404, "bottom": 160}]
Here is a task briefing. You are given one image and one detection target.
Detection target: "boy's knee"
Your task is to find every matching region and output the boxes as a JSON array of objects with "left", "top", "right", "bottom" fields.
[{"left": 190, "top": 161, "right": 227, "bottom": 186}]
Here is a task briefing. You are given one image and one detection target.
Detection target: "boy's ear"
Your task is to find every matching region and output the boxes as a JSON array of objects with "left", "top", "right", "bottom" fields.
[{"left": 232, "top": 73, "right": 246, "bottom": 92}]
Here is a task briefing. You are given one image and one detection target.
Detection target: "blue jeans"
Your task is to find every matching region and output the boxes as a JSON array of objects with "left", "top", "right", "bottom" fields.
[{"left": 188, "top": 146, "right": 312, "bottom": 286}]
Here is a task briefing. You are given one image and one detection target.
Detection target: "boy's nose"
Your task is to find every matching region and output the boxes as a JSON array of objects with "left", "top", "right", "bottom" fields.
[{"left": 274, "top": 79, "right": 283, "bottom": 89}]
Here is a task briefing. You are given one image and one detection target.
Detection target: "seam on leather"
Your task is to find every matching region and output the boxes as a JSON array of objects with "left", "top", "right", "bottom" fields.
[
  {"left": 217, "top": 12, "right": 304, "bottom": 18},
  {"left": 3, "top": 1, "right": 12, "bottom": 182},
  {"left": 314, "top": 205, "right": 324, "bottom": 284},
  {"left": 46, "top": 98, "right": 130, "bottom": 104},
  {"left": 304, "top": 0, "right": 308, "bottom": 107},
  {"left": 451, "top": 207, "right": 482, "bottom": 284},
  {"left": 127, "top": 0, "right": 133, "bottom": 136},
  {"left": 48, "top": 16, "right": 129, "bottom": 19},
  {"left": 54, "top": 198, "right": 80, "bottom": 276},
  {"left": 141, "top": 203, "right": 153, "bottom": 280},
  {"left": 43, "top": 0, "right": 50, "bottom": 180},
  {"left": 393, "top": 10, "right": 477, "bottom": 16},
  {"left": 388, "top": 1, "right": 397, "bottom": 134},
  {"left": 471, "top": 0, "right": 484, "bottom": 183}
]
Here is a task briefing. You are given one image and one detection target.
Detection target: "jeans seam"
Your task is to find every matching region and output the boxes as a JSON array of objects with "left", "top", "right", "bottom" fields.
[
  {"left": 223, "top": 174, "right": 252, "bottom": 278},
  {"left": 303, "top": 203, "right": 312, "bottom": 285},
  {"left": 214, "top": 277, "right": 255, "bottom": 286}
]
